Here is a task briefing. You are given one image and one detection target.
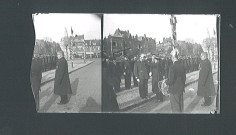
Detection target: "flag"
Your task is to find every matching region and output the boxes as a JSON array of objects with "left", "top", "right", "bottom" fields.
[{"left": 71, "top": 26, "right": 73, "bottom": 35}]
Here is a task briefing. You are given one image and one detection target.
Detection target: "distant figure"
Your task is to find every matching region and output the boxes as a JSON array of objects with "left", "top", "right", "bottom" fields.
[
  {"left": 166, "top": 48, "right": 186, "bottom": 113},
  {"left": 54, "top": 51, "right": 72, "bottom": 105},
  {"left": 134, "top": 54, "right": 150, "bottom": 99},
  {"left": 197, "top": 52, "right": 216, "bottom": 106},
  {"left": 30, "top": 53, "right": 42, "bottom": 111}
]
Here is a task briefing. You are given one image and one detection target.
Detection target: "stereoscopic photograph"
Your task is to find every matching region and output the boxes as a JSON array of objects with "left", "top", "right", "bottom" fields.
[
  {"left": 31, "top": 13, "right": 101, "bottom": 113},
  {"left": 102, "top": 14, "right": 220, "bottom": 114}
]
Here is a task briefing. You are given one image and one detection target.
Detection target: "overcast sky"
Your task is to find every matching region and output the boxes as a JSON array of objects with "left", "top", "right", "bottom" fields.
[
  {"left": 104, "top": 14, "right": 218, "bottom": 44},
  {"left": 33, "top": 13, "right": 101, "bottom": 43}
]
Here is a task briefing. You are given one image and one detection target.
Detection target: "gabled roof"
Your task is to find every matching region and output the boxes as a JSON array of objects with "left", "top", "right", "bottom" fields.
[
  {"left": 74, "top": 35, "right": 84, "bottom": 42},
  {"left": 114, "top": 28, "right": 130, "bottom": 38}
]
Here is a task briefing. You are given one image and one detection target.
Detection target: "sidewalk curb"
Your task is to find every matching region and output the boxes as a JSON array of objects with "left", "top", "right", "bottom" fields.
[
  {"left": 41, "top": 61, "right": 94, "bottom": 86},
  {"left": 119, "top": 71, "right": 218, "bottom": 112}
]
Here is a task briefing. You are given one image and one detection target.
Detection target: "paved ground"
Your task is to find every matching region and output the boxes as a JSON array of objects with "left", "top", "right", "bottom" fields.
[
  {"left": 38, "top": 58, "right": 101, "bottom": 113},
  {"left": 125, "top": 72, "right": 219, "bottom": 114},
  {"left": 117, "top": 70, "right": 203, "bottom": 110}
]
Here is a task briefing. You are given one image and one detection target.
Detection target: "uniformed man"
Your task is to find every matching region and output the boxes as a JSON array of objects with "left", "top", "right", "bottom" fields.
[
  {"left": 164, "top": 57, "right": 169, "bottom": 79},
  {"left": 149, "top": 55, "right": 163, "bottom": 101},
  {"left": 53, "top": 55, "right": 57, "bottom": 69},
  {"left": 160, "top": 57, "right": 165, "bottom": 80},
  {"left": 110, "top": 59, "right": 122, "bottom": 92},
  {"left": 42, "top": 55, "right": 46, "bottom": 72},
  {"left": 134, "top": 54, "right": 150, "bottom": 99},
  {"left": 131, "top": 56, "right": 138, "bottom": 87},
  {"left": 168, "top": 57, "right": 173, "bottom": 73},
  {"left": 45, "top": 55, "right": 48, "bottom": 71},
  {"left": 187, "top": 56, "right": 190, "bottom": 73},
  {"left": 123, "top": 56, "right": 132, "bottom": 90},
  {"left": 30, "top": 53, "right": 42, "bottom": 111},
  {"left": 50, "top": 55, "right": 53, "bottom": 70}
]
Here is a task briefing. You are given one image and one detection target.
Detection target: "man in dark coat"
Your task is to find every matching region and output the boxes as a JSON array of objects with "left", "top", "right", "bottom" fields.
[
  {"left": 166, "top": 48, "right": 186, "bottom": 113},
  {"left": 164, "top": 57, "right": 169, "bottom": 79},
  {"left": 134, "top": 54, "right": 150, "bottom": 99},
  {"left": 30, "top": 53, "right": 42, "bottom": 111},
  {"left": 197, "top": 52, "right": 216, "bottom": 106},
  {"left": 131, "top": 57, "right": 138, "bottom": 87},
  {"left": 41, "top": 56, "right": 46, "bottom": 72},
  {"left": 54, "top": 51, "right": 72, "bottom": 104},
  {"left": 160, "top": 57, "right": 165, "bottom": 80},
  {"left": 123, "top": 57, "right": 132, "bottom": 90},
  {"left": 196, "top": 56, "right": 200, "bottom": 70},
  {"left": 53, "top": 55, "right": 57, "bottom": 69},
  {"left": 186, "top": 57, "right": 190, "bottom": 73},
  {"left": 149, "top": 55, "right": 163, "bottom": 101},
  {"left": 110, "top": 60, "right": 122, "bottom": 92}
]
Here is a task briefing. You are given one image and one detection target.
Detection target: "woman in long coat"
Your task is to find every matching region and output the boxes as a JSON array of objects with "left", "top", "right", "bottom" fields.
[
  {"left": 54, "top": 51, "right": 72, "bottom": 104},
  {"left": 197, "top": 52, "right": 216, "bottom": 106}
]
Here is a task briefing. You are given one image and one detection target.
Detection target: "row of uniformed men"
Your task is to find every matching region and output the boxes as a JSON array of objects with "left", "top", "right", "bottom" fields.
[
  {"left": 102, "top": 55, "right": 201, "bottom": 93},
  {"left": 32, "top": 55, "right": 58, "bottom": 72}
]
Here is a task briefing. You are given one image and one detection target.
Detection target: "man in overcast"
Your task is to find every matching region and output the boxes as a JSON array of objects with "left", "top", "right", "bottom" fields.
[
  {"left": 166, "top": 48, "right": 186, "bottom": 113},
  {"left": 54, "top": 51, "right": 72, "bottom": 105},
  {"left": 134, "top": 54, "right": 150, "bottom": 99},
  {"left": 197, "top": 52, "right": 216, "bottom": 106}
]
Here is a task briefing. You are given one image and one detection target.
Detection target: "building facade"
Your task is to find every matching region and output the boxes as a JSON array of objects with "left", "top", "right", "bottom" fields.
[
  {"left": 70, "top": 35, "right": 101, "bottom": 58},
  {"left": 103, "top": 28, "right": 156, "bottom": 58}
]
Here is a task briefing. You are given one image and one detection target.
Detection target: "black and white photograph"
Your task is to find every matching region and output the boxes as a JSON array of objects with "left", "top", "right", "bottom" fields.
[
  {"left": 102, "top": 14, "right": 220, "bottom": 113},
  {"left": 31, "top": 13, "right": 101, "bottom": 113}
]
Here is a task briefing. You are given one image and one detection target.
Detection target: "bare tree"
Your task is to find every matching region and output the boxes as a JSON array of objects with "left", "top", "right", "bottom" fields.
[{"left": 203, "top": 37, "right": 216, "bottom": 60}]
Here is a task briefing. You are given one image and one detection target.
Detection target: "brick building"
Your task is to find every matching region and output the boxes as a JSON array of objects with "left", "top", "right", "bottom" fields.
[{"left": 103, "top": 28, "right": 156, "bottom": 58}]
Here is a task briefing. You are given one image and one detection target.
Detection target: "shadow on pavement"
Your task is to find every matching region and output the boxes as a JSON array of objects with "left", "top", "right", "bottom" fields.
[
  {"left": 68, "top": 78, "right": 79, "bottom": 102},
  {"left": 152, "top": 97, "right": 172, "bottom": 113},
  {"left": 39, "top": 94, "right": 59, "bottom": 113},
  {"left": 80, "top": 97, "right": 101, "bottom": 112},
  {"left": 184, "top": 96, "right": 202, "bottom": 113},
  {"left": 71, "top": 78, "right": 79, "bottom": 95},
  {"left": 39, "top": 87, "right": 52, "bottom": 99}
]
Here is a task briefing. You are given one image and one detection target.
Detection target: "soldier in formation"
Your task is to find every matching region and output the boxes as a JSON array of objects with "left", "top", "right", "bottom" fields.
[
  {"left": 37, "top": 55, "right": 58, "bottom": 72},
  {"left": 30, "top": 53, "right": 42, "bottom": 111},
  {"left": 123, "top": 56, "right": 132, "bottom": 90},
  {"left": 131, "top": 57, "right": 138, "bottom": 87},
  {"left": 148, "top": 55, "right": 163, "bottom": 101}
]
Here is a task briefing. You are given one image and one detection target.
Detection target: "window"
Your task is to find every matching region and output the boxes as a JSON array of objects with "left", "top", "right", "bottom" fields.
[{"left": 112, "top": 42, "right": 116, "bottom": 47}]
